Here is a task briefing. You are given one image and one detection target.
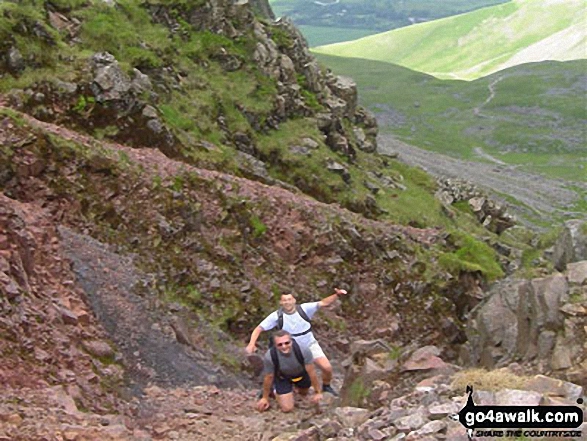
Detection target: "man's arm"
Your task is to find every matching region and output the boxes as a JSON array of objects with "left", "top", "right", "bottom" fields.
[
  {"left": 246, "top": 326, "right": 264, "bottom": 354},
  {"left": 261, "top": 373, "right": 274, "bottom": 400},
  {"left": 305, "top": 363, "right": 323, "bottom": 403},
  {"left": 318, "top": 288, "right": 347, "bottom": 308},
  {"left": 256, "top": 373, "right": 274, "bottom": 412}
]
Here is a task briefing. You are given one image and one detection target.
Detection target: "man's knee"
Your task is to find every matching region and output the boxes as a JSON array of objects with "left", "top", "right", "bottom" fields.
[
  {"left": 279, "top": 402, "right": 294, "bottom": 412},
  {"left": 314, "top": 356, "right": 332, "bottom": 371},
  {"left": 276, "top": 392, "right": 295, "bottom": 412}
]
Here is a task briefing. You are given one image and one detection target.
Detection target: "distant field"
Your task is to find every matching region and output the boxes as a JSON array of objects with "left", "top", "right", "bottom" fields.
[
  {"left": 269, "top": 0, "right": 508, "bottom": 46},
  {"left": 314, "top": 0, "right": 587, "bottom": 79},
  {"left": 315, "top": 53, "right": 587, "bottom": 182}
]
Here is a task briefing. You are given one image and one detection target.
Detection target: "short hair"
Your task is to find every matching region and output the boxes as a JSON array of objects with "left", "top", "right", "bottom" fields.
[{"left": 273, "top": 329, "right": 291, "bottom": 340}]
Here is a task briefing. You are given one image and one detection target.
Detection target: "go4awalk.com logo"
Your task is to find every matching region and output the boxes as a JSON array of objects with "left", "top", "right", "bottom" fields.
[{"left": 454, "top": 386, "right": 583, "bottom": 439}]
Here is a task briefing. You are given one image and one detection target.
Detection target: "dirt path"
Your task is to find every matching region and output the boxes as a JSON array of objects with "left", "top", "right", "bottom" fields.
[
  {"left": 378, "top": 134, "right": 586, "bottom": 225},
  {"left": 473, "top": 146, "right": 507, "bottom": 165},
  {"left": 473, "top": 75, "right": 504, "bottom": 117}
]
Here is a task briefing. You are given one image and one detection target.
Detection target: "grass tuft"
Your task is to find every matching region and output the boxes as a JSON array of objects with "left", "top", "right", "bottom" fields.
[{"left": 451, "top": 368, "right": 531, "bottom": 393}]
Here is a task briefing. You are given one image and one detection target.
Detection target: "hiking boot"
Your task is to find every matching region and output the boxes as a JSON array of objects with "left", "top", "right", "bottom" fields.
[{"left": 322, "top": 384, "right": 338, "bottom": 396}]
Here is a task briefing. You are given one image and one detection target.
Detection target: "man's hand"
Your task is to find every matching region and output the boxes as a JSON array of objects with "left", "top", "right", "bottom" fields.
[
  {"left": 311, "top": 393, "right": 323, "bottom": 404},
  {"left": 256, "top": 398, "right": 270, "bottom": 412},
  {"left": 334, "top": 288, "right": 347, "bottom": 296},
  {"left": 319, "top": 288, "right": 347, "bottom": 308},
  {"left": 245, "top": 343, "right": 257, "bottom": 355}
]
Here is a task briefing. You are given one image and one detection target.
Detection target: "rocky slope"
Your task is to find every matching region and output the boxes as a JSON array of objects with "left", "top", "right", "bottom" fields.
[{"left": 0, "top": 100, "right": 451, "bottom": 439}]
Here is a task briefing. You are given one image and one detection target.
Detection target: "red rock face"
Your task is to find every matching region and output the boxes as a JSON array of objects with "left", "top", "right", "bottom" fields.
[{"left": 0, "top": 192, "right": 113, "bottom": 395}]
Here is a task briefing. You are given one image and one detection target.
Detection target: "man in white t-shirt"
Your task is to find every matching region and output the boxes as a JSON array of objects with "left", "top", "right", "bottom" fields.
[{"left": 245, "top": 288, "right": 347, "bottom": 395}]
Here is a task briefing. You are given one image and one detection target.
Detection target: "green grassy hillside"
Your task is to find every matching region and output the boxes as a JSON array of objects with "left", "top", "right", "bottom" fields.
[
  {"left": 315, "top": 54, "right": 587, "bottom": 184},
  {"left": 314, "top": 0, "right": 587, "bottom": 79},
  {"left": 269, "top": 0, "right": 508, "bottom": 46}
]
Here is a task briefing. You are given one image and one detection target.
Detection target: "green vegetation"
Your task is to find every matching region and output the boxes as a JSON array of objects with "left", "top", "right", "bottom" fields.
[
  {"left": 388, "top": 346, "right": 402, "bottom": 360},
  {"left": 269, "top": 0, "right": 508, "bottom": 46},
  {"left": 0, "top": 1, "right": 62, "bottom": 66},
  {"left": 314, "top": 0, "right": 586, "bottom": 79},
  {"left": 0, "top": 0, "right": 276, "bottom": 155},
  {"left": 73, "top": 95, "right": 96, "bottom": 114},
  {"left": 439, "top": 230, "right": 504, "bottom": 281},
  {"left": 253, "top": 117, "right": 492, "bottom": 232},
  {"left": 315, "top": 54, "right": 587, "bottom": 184},
  {"left": 77, "top": 1, "right": 171, "bottom": 69},
  {"left": 346, "top": 377, "right": 372, "bottom": 406},
  {"left": 250, "top": 215, "right": 267, "bottom": 238}
]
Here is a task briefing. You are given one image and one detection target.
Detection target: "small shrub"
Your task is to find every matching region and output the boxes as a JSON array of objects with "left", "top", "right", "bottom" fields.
[
  {"left": 250, "top": 214, "right": 267, "bottom": 237},
  {"left": 388, "top": 346, "right": 402, "bottom": 360},
  {"left": 73, "top": 95, "right": 95, "bottom": 113},
  {"left": 268, "top": 25, "right": 294, "bottom": 50},
  {"left": 439, "top": 231, "right": 504, "bottom": 281},
  {"left": 171, "top": 175, "right": 184, "bottom": 192},
  {"left": 347, "top": 377, "right": 371, "bottom": 406}
]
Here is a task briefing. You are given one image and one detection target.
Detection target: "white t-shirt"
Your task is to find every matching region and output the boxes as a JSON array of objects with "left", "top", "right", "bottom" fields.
[{"left": 259, "top": 302, "right": 320, "bottom": 349}]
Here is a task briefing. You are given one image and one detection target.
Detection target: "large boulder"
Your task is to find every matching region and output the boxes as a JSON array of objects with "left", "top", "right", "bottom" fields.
[
  {"left": 340, "top": 339, "right": 396, "bottom": 407},
  {"left": 327, "top": 75, "right": 358, "bottom": 119},
  {"left": 552, "top": 219, "right": 587, "bottom": 271},
  {"left": 90, "top": 52, "right": 133, "bottom": 103},
  {"left": 465, "top": 273, "right": 570, "bottom": 369}
]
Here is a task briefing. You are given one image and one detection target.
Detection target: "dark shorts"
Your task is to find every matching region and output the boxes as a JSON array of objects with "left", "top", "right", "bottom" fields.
[{"left": 273, "top": 371, "right": 311, "bottom": 395}]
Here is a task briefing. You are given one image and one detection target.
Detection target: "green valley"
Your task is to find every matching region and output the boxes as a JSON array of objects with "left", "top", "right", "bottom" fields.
[
  {"left": 314, "top": 0, "right": 586, "bottom": 80},
  {"left": 315, "top": 54, "right": 587, "bottom": 184}
]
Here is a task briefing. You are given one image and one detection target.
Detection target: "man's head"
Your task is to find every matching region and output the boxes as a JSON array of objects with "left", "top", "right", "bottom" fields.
[
  {"left": 279, "top": 293, "right": 296, "bottom": 313},
  {"left": 273, "top": 330, "right": 293, "bottom": 355}
]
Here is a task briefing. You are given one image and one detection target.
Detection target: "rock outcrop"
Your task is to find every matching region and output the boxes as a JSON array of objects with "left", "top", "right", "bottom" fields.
[
  {"left": 435, "top": 177, "right": 515, "bottom": 234},
  {"left": 463, "top": 262, "right": 587, "bottom": 387}
]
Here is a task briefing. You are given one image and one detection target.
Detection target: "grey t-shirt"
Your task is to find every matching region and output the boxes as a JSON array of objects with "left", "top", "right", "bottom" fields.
[{"left": 263, "top": 344, "right": 313, "bottom": 378}]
